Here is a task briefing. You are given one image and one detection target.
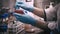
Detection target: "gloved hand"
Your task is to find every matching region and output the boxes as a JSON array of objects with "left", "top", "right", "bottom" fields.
[
  {"left": 13, "top": 13, "right": 36, "bottom": 26},
  {"left": 15, "top": 2, "right": 34, "bottom": 12}
]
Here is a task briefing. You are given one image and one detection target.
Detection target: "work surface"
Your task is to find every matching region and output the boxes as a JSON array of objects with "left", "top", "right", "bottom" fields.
[{"left": 0, "top": 21, "right": 44, "bottom": 34}]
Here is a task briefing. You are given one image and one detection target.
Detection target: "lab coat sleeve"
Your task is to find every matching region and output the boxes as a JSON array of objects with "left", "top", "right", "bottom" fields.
[
  {"left": 57, "top": 6, "right": 60, "bottom": 32},
  {"left": 44, "top": 5, "right": 58, "bottom": 30},
  {"left": 44, "top": 7, "right": 57, "bottom": 21},
  {"left": 44, "top": 3, "right": 60, "bottom": 31},
  {"left": 47, "top": 6, "right": 60, "bottom": 32}
]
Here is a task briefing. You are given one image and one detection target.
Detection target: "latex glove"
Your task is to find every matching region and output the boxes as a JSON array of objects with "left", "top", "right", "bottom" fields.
[
  {"left": 13, "top": 13, "right": 36, "bottom": 26},
  {"left": 15, "top": 2, "right": 34, "bottom": 12}
]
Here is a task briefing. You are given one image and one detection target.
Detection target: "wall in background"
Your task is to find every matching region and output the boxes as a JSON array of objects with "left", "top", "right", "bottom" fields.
[
  {"left": 9, "top": 0, "right": 16, "bottom": 11},
  {"left": 2, "top": 0, "right": 16, "bottom": 11},
  {"left": 34, "top": 0, "right": 50, "bottom": 9},
  {"left": 2, "top": 0, "right": 9, "bottom": 7}
]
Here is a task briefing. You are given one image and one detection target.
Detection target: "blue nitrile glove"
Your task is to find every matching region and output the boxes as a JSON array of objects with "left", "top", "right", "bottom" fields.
[
  {"left": 15, "top": 2, "right": 34, "bottom": 12},
  {"left": 15, "top": 2, "right": 24, "bottom": 9},
  {"left": 13, "top": 13, "right": 36, "bottom": 26}
]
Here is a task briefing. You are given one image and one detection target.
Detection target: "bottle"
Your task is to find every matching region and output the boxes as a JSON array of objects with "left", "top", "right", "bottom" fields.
[{"left": 49, "top": 2, "right": 54, "bottom": 8}]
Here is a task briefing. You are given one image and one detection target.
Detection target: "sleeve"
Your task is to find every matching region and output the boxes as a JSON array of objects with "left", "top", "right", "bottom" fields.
[
  {"left": 44, "top": 7, "right": 57, "bottom": 21},
  {"left": 44, "top": 4, "right": 59, "bottom": 30},
  {"left": 44, "top": 3, "right": 60, "bottom": 31},
  {"left": 47, "top": 5, "right": 60, "bottom": 32},
  {"left": 57, "top": 6, "right": 60, "bottom": 32}
]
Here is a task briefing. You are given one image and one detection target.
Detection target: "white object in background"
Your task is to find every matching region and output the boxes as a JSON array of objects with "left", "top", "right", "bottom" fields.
[
  {"left": 48, "top": 22, "right": 57, "bottom": 30},
  {"left": 45, "top": 2, "right": 54, "bottom": 11},
  {"left": 45, "top": 2, "right": 54, "bottom": 12},
  {"left": 49, "top": 2, "right": 54, "bottom": 8},
  {"left": 16, "top": 0, "right": 25, "bottom": 2}
]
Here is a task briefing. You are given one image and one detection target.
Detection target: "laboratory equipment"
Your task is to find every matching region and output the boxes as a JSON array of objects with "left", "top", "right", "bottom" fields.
[{"left": 7, "top": 21, "right": 25, "bottom": 34}]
